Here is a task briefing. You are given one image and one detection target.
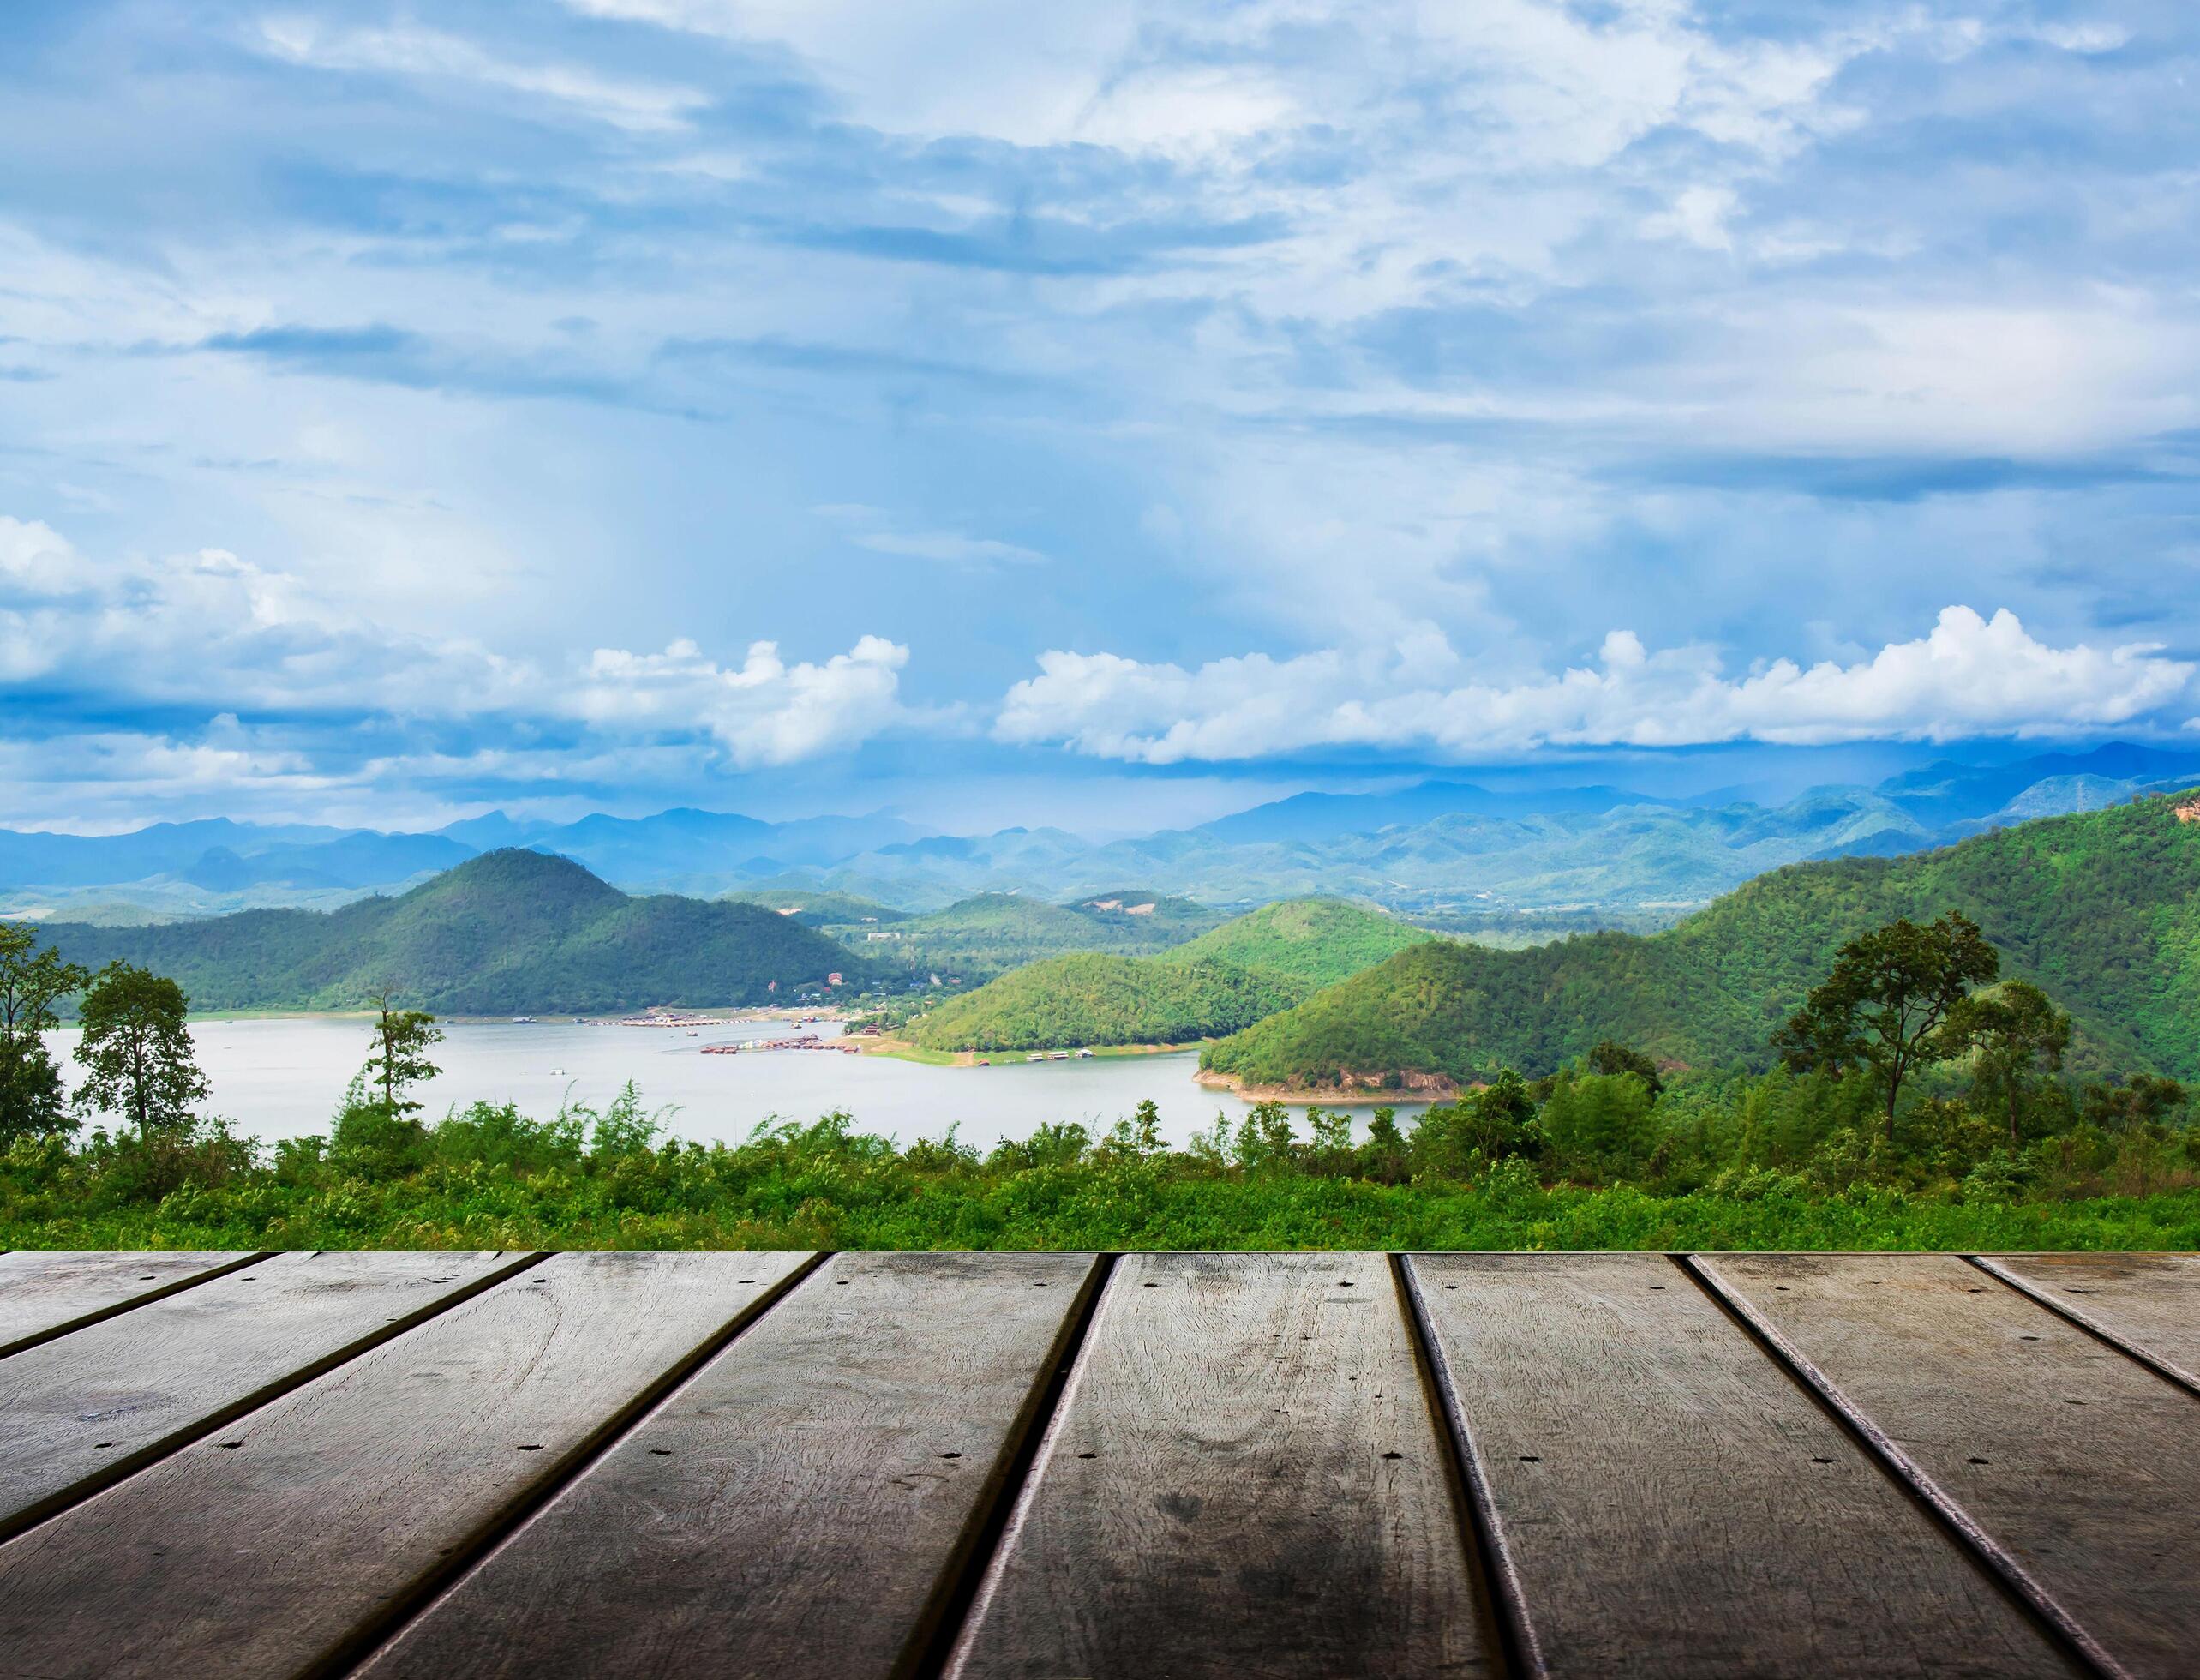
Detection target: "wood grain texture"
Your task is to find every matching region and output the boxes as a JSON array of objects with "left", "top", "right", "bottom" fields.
[
  {"left": 0, "top": 1250, "right": 255, "bottom": 1356},
  {"left": 945, "top": 1251, "right": 1494, "bottom": 1680},
  {"left": 0, "top": 1249, "right": 527, "bottom": 1539},
  {"left": 1974, "top": 1253, "right": 2200, "bottom": 1391},
  {"left": 0, "top": 1248, "right": 812, "bottom": 1680},
  {"left": 1408, "top": 1252, "right": 2073, "bottom": 1678},
  {"left": 363, "top": 1250, "right": 1098, "bottom": 1680},
  {"left": 1698, "top": 1251, "right": 2200, "bottom": 1680}
]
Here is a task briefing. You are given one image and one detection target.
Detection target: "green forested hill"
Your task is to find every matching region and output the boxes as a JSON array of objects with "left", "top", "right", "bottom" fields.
[
  {"left": 1202, "top": 791, "right": 2200, "bottom": 1089},
  {"left": 902, "top": 954, "right": 1304, "bottom": 1052},
  {"left": 719, "top": 887, "right": 910, "bottom": 927},
  {"left": 849, "top": 889, "right": 1225, "bottom": 981},
  {"left": 900, "top": 897, "right": 1437, "bottom": 1051},
  {"left": 1162, "top": 897, "right": 1434, "bottom": 987},
  {"left": 39, "top": 850, "right": 870, "bottom": 1014}
]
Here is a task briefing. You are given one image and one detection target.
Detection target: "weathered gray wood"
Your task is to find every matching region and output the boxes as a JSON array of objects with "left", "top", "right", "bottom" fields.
[
  {"left": 0, "top": 1248, "right": 530, "bottom": 1539},
  {"left": 945, "top": 1251, "right": 1494, "bottom": 1679},
  {"left": 0, "top": 1250, "right": 257, "bottom": 1356},
  {"left": 1698, "top": 1251, "right": 2200, "bottom": 1680},
  {"left": 363, "top": 1251, "right": 1098, "bottom": 1680},
  {"left": 1408, "top": 1252, "right": 2073, "bottom": 1677},
  {"left": 0, "top": 1249, "right": 813, "bottom": 1680},
  {"left": 1975, "top": 1252, "right": 2200, "bottom": 1391}
]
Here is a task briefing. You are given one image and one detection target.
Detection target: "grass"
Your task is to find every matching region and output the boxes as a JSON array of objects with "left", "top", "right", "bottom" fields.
[
  {"left": 10, "top": 1169, "right": 2195, "bottom": 1254},
  {"left": 7, "top": 1093, "right": 2197, "bottom": 1255}
]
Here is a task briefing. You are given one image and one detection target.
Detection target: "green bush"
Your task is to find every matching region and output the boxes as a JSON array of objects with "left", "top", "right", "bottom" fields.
[{"left": 5, "top": 1054, "right": 2197, "bottom": 1253}]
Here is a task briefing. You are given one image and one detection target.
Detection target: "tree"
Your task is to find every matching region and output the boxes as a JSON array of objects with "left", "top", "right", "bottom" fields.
[
  {"left": 1409, "top": 1071, "right": 1539, "bottom": 1178},
  {"left": 1587, "top": 1040, "right": 1665, "bottom": 1101},
  {"left": 1358, "top": 1105, "right": 1409, "bottom": 1183},
  {"left": 1540, "top": 1069, "right": 1661, "bottom": 1183},
  {"left": 72, "top": 962, "right": 208, "bottom": 1137},
  {"left": 1774, "top": 912, "right": 2000, "bottom": 1143},
  {"left": 1232, "top": 1099, "right": 1297, "bottom": 1170},
  {"left": 2081, "top": 1073, "right": 2189, "bottom": 1132},
  {"left": 364, "top": 995, "right": 443, "bottom": 1117},
  {"left": 0, "top": 925, "right": 89, "bottom": 1143},
  {"left": 1959, "top": 981, "right": 2071, "bottom": 1149},
  {"left": 1096, "top": 1097, "right": 1163, "bottom": 1165}
]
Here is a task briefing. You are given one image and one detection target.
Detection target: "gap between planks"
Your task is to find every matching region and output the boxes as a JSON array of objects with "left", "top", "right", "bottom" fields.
[
  {"left": 0, "top": 1250, "right": 276, "bottom": 1360},
  {"left": 1394, "top": 1253, "right": 1538, "bottom": 1680},
  {"left": 902, "top": 1252, "right": 1119, "bottom": 1680},
  {"left": 316, "top": 1251, "right": 830, "bottom": 1680},
  {"left": 1677, "top": 1255, "right": 2128, "bottom": 1680},
  {"left": 0, "top": 1251, "right": 549, "bottom": 1548},
  {"left": 1963, "top": 1255, "right": 2200, "bottom": 1399}
]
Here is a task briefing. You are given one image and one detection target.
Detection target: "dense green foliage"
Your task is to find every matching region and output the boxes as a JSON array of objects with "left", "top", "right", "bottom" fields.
[
  {"left": 38, "top": 850, "right": 871, "bottom": 1014},
  {"left": 8, "top": 1063, "right": 2197, "bottom": 1252},
  {"left": 1206, "top": 792, "right": 2200, "bottom": 1090},
  {"left": 847, "top": 890, "right": 1224, "bottom": 983},
  {"left": 902, "top": 955, "right": 1305, "bottom": 1052},
  {"left": 0, "top": 923, "right": 88, "bottom": 1143},
  {"left": 721, "top": 889, "right": 909, "bottom": 927},
  {"left": 1162, "top": 897, "right": 1434, "bottom": 987}
]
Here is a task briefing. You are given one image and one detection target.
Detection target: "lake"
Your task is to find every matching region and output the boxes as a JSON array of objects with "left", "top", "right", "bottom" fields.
[{"left": 46, "top": 1016, "right": 1428, "bottom": 1152}]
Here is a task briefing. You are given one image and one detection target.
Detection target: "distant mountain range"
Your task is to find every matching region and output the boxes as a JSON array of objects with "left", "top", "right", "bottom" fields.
[
  {"left": 27, "top": 789, "right": 2200, "bottom": 1042},
  {"left": 6, "top": 743, "right": 2198, "bottom": 928}
]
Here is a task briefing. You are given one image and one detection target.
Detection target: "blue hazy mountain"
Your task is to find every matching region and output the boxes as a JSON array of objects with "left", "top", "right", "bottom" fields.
[
  {"left": 0, "top": 820, "right": 471, "bottom": 891},
  {"left": 7, "top": 742, "right": 2197, "bottom": 925},
  {"left": 1878, "top": 743, "right": 2200, "bottom": 823},
  {"left": 1195, "top": 781, "right": 1678, "bottom": 844}
]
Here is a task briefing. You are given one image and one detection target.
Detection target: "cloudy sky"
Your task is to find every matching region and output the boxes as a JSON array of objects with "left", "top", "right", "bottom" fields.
[{"left": 2, "top": 0, "right": 2196, "bottom": 834}]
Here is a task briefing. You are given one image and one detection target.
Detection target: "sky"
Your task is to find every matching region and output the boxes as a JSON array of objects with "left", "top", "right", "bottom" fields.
[{"left": 1, "top": 0, "right": 2197, "bottom": 836}]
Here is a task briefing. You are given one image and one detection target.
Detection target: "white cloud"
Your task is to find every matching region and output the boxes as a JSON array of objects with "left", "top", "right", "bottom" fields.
[
  {"left": 817, "top": 504, "right": 1047, "bottom": 567},
  {"left": 0, "top": 518, "right": 528, "bottom": 712},
  {"left": 0, "top": 516, "right": 77, "bottom": 603},
  {"left": 1644, "top": 186, "right": 1738, "bottom": 252},
  {"left": 0, "top": 513, "right": 913, "bottom": 771},
  {"left": 561, "top": 0, "right": 1142, "bottom": 146},
  {"left": 254, "top": 18, "right": 709, "bottom": 132},
  {"left": 575, "top": 634, "right": 910, "bottom": 765},
  {"left": 997, "top": 607, "right": 2197, "bottom": 762},
  {"left": 1412, "top": 0, "right": 1861, "bottom": 171},
  {"left": 0, "top": 723, "right": 342, "bottom": 833}
]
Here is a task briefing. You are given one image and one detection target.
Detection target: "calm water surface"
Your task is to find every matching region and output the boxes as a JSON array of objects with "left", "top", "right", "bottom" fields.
[{"left": 48, "top": 1016, "right": 1426, "bottom": 1151}]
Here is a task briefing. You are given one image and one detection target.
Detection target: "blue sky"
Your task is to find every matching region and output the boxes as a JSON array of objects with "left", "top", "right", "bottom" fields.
[{"left": 1, "top": 0, "right": 2197, "bottom": 834}]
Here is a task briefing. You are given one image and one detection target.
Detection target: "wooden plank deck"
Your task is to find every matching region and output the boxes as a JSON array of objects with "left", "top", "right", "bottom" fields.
[
  {"left": 0, "top": 1250, "right": 530, "bottom": 1542},
  {"left": 0, "top": 1250, "right": 2192, "bottom": 1679},
  {"left": 0, "top": 1249, "right": 260, "bottom": 1357}
]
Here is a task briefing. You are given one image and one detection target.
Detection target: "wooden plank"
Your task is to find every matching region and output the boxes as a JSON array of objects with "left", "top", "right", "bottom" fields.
[
  {"left": 1975, "top": 1253, "right": 2200, "bottom": 1392},
  {"left": 0, "top": 1249, "right": 813, "bottom": 1680},
  {"left": 944, "top": 1251, "right": 1495, "bottom": 1679},
  {"left": 362, "top": 1251, "right": 1100, "bottom": 1680},
  {"left": 1698, "top": 1251, "right": 2200, "bottom": 1680},
  {"left": 0, "top": 1250, "right": 259, "bottom": 1357},
  {"left": 1407, "top": 1252, "right": 2074, "bottom": 1678},
  {"left": 0, "top": 1248, "right": 531, "bottom": 1540}
]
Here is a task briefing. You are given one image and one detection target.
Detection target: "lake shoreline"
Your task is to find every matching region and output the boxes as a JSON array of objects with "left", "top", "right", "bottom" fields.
[
  {"left": 858, "top": 1036, "right": 1203, "bottom": 1068},
  {"left": 49, "top": 1017, "right": 1424, "bottom": 1152},
  {"left": 176, "top": 1005, "right": 854, "bottom": 1026},
  {"left": 1194, "top": 1067, "right": 1462, "bottom": 1106}
]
